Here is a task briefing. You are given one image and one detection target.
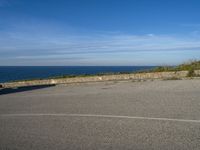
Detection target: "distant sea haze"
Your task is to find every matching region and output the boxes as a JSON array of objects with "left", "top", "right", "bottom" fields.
[{"left": 0, "top": 66, "right": 156, "bottom": 83}]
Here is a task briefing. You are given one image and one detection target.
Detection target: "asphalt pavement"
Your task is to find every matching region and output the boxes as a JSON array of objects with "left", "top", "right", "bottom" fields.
[{"left": 0, "top": 79, "right": 200, "bottom": 150}]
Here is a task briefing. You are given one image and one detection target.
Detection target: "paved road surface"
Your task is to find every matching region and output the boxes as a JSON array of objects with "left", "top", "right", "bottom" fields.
[{"left": 0, "top": 79, "right": 200, "bottom": 150}]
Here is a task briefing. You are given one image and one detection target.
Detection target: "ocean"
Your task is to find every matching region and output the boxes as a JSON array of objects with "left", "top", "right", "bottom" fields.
[{"left": 0, "top": 66, "right": 156, "bottom": 83}]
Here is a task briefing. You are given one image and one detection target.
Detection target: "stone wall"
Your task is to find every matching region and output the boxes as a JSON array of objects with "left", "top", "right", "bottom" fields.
[
  {"left": 1, "top": 70, "right": 199, "bottom": 88},
  {"left": 194, "top": 70, "right": 200, "bottom": 75}
]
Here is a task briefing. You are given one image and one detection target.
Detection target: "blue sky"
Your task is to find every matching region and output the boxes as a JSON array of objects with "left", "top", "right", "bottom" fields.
[{"left": 0, "top": 0, "right": 200, "bottom": 66}]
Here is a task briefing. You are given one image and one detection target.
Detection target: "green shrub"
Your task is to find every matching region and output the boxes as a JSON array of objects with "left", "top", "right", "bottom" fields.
[
  {"left": 187, "top": 69, "right": 195, "bottom": 77},
  {"left": 151, "top": 60, "right": 200, "bottom": 73}
]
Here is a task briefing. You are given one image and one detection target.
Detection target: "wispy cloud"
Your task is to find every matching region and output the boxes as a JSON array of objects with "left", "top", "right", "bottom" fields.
[
  {"left": 1, "top": 32, "right": 200, "bottom": 55},
  {"left": 1, "top": 20, "right": 200, "bottom": 65}
]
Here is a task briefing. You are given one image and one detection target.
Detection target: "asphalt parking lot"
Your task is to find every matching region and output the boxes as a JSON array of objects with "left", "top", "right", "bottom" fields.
[{"left": 0, "top": 79, "right": 200, "bottom": 150}]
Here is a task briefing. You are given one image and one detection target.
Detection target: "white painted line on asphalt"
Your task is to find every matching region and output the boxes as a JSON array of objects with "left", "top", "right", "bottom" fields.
[{"left": 1, "top": 113, "right": 200, "bottom": 123}]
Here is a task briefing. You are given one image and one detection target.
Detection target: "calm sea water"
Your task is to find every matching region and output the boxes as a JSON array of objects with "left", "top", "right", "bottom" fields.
[{"left": 0, "top": 66, "right": 156, "bottom": 83}]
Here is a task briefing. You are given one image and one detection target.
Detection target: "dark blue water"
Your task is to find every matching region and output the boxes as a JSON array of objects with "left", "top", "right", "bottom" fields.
[{"left": 0, "top": 66, "right": 156, "bottom": 83}]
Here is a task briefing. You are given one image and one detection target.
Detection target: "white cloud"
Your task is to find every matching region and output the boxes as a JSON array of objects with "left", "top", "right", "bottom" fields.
[
  {"left": 1, "top": 20, "right": 200, "bottom": 65},
  {"left": 1, "top": 31, "right": 200, "bottom": 56}
]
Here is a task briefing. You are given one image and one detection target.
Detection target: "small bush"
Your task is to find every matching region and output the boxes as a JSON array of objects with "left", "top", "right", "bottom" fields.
[{"left": 187, "top": 69, "right": 195, "bottom": 77}]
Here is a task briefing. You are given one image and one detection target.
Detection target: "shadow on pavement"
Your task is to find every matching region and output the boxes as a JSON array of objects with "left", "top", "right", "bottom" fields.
[{"left": 0, "top": 84, "right": 56, "bottom": 95}]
